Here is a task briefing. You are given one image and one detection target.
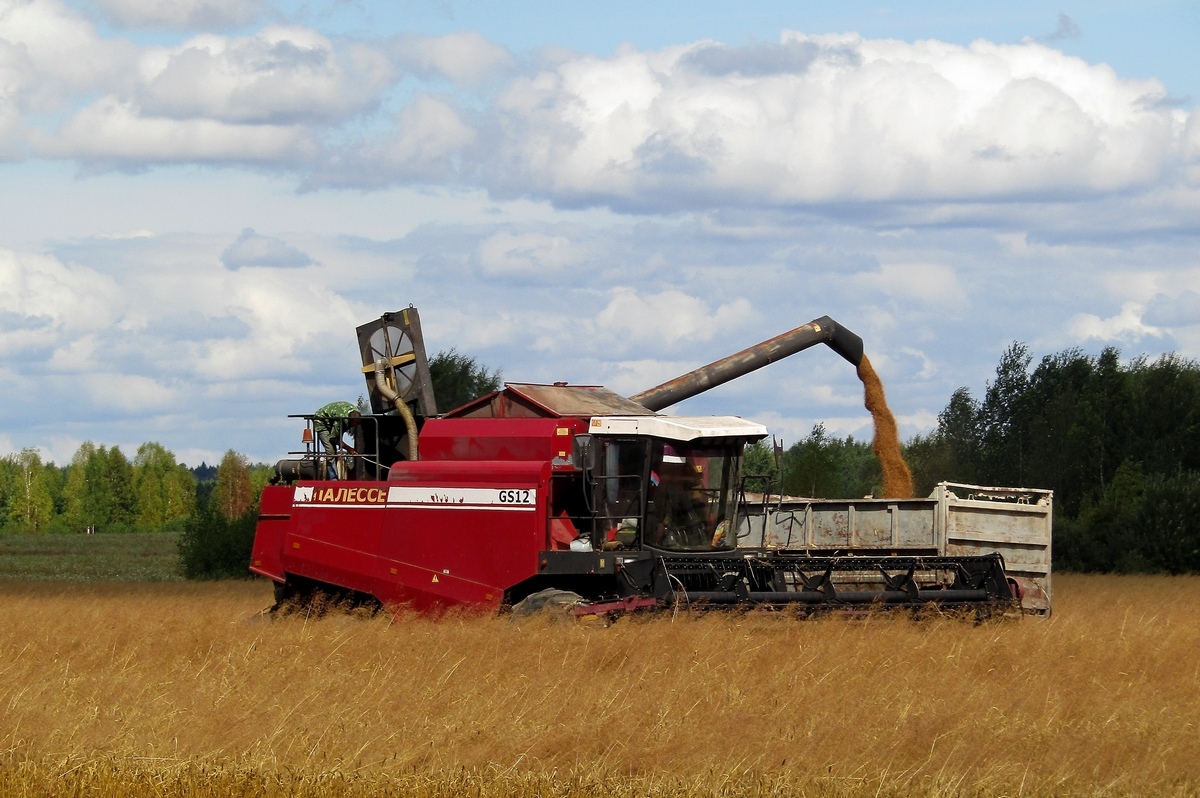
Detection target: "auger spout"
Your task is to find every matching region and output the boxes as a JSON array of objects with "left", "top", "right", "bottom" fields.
[{"left": 629, "top": 315, "right": 864, "bottom": 412}]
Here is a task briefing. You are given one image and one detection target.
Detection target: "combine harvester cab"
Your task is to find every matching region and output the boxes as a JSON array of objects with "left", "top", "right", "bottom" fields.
[{"left": 251, "top": 308, "right": 1051, "bottom": 617}]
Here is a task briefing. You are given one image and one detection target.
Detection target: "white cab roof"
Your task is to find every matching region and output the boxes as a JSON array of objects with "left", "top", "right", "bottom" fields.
[{"left": 587, "top": 415, "right": 768, "bottom": 442}]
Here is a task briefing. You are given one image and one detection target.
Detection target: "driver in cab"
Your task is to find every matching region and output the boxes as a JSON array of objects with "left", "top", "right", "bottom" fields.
[{"left": 647, "top": 447, "right": 709, "bottom": 549}]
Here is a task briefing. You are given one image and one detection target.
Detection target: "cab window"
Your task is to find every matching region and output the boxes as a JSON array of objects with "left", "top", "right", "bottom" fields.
[{"left": 644, "top": 442, "right": 738, "bottom": 551}]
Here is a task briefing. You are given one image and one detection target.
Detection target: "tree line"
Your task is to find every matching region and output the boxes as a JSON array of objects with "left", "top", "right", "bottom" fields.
[
  {"left": 7, "top": 346, "right": 1198, "bottom": 575},
  {"left": 0, "top": 443, "right": 270, "bottom": 536}
]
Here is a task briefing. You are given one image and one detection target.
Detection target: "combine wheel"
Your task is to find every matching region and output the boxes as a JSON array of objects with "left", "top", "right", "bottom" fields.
[{"left": 510, "top": 588, "right": 585, "bottom": 619}]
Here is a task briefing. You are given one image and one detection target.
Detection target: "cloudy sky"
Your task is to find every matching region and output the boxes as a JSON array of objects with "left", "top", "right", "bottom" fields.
[{"left": 1, "top": 0, "right": 1197, "bottom": 467}]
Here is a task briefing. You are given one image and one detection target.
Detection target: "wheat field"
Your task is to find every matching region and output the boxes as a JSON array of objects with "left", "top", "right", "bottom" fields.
[{"left": 1, "top": 574, "right": 1197, "bottom": 797}]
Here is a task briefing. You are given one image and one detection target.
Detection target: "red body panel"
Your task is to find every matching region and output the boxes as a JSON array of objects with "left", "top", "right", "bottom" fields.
[
  {"left": 253, "top": 412, "right": 606, "bottom": 612},
  {"left": 259, "top": 457, "right": 553, "bottom": 612},
  {"left": 419, "top": 417, "right": 587, "bottom": 462},
  {"left": 285, "top": 482, "right": 390, "bottom": 596},
  {"left": 250, "top": 485, "right": 293, "bottom": 582},
  {"left": 374, "top": 460, "right": 549, "bottom": 611}
]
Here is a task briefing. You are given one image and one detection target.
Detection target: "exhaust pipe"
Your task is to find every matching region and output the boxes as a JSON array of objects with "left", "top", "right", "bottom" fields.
[{"left": 629, "top": 316, "right": 863, "bottom": 412}]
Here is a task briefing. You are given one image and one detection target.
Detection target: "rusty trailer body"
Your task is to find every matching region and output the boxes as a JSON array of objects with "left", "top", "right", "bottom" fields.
[{"left": 737, "top": 482, "right": 1052, "bottom": 614}]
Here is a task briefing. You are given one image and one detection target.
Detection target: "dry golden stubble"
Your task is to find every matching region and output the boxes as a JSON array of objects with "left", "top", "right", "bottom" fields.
[{"left": 1, "top": 575, "right": 1198, "bottom": 796}]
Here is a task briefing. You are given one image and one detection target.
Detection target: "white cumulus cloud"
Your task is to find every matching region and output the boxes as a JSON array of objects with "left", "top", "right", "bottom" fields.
[
  {"left": 483, "top": 33, "right": 1185, "bottom": 209},
  {"left": 390, "top": 32, "right": 514, "bottom": 86},
  {"left": 89, "top": 0, "right": 270, "bottom": 31},
  {"left": 0, "top": 248, "right": 123, "bottom": 357},
  {"left": 0, "top": 0, "right": 134, "bottom": 120},
  {"left": 1185, "top": 110, "right": 1200, "bottom": 187},
  {"left": 1068, "top": 302, "right": 1163, "bottom": 342},
  {"left": 37, "top": 96, "right": 317, "bottom": 164},
  {"left": 137, "top": 27, "right": 395, "bottom": 124},
  {"left": 594, "top": 288, "right": 752, "bottom": 355},
  {"left": 12, "top": 9, "right": 392, "bottom": 167},
  {"left": 311, "top": 94, "right": 476, "bottom": 187},
  {"left": 192, "top": 268, "right": 357, "bottom": 380},
  {"left": 221, "top": 227, "right": 313, "bottom": 269},
  {"left": 5, "top": 7, "right": 1192, "bottom": 204}
]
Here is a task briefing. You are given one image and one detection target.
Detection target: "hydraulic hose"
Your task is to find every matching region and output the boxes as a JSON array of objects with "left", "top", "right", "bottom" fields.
[{"left": 374, "top": 359, "right": 419, "bottom": 461}]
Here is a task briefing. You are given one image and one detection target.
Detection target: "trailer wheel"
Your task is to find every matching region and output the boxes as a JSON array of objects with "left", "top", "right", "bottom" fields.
[{"left": 510, "top": 588, "right": 585, "bottom": 619}]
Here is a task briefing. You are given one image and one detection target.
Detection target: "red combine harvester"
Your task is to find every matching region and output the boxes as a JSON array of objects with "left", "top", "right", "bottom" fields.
[{"left": 250, "top": 308, "right": 1052, "bottom": 617}]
